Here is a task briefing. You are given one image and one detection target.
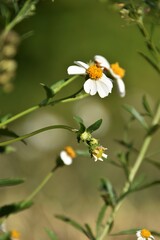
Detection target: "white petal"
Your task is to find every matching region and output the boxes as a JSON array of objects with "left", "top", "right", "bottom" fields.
[
  {"left": 94, "top": 55, "right": 110, "bottom": 69},
  {"left": 67, "top": 66, "right": 86, "bottom": 75},
  {"left": 60, "top": 151, "right": 73, "bottom": 165},
  {"left": 116, "top": 78, "right": 125, "bottom": 97},
  {"left": 96, "top": 75, "right": 113, "bottom": 98},
  {"left": 97, "top": 157, "right": 103, "bottom": 161},
  {"left": 83, "top": 79, "right": 97, "bottom": 95},
  {"left": 102, "top": 153, "right": 108, "bottom": 159},
  {"left": 100, "top": 74, "right": 113, "bottom": 92},
  {"left": 136, "top": 231, "right": 141, "bottom": 238},
  {"left": 74, "top": 61, "right": 89, "bottom": 69}
]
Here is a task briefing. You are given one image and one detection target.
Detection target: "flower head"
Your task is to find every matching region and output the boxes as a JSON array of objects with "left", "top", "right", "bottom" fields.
[
  {"left": 94, "top": 55, "right": 126, "bottom": 97},
  {"left": 67, "top": 60, "right": 113, "bottom": 98},
  {"left": 136, "top": 229, "right": 154, "bottom": 240},
  {"left": 92, "top": 146, "right": 108, "bottom": 162},
  {"left": 60, "top": 146, "right": 76, "bottom": 165},
  {"left": 11, "top": 230, "right": 20, "bottom": 240}
]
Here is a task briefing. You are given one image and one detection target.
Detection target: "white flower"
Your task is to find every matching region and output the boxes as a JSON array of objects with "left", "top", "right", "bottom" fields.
[
  {"left": 94, "top": 55, "right": 126, "bottom": 97},
  {"left": 136, "top": 229, "right": 155, "bottom": 240},
  {"left": 92, "top": 146, "right": 108, "bottom": 162},
  {"left": 67, "top": 60, "right": 113, "bottom": 98},
  {"left": 60, "top": 146, "right": 76, "bottom": 165}
]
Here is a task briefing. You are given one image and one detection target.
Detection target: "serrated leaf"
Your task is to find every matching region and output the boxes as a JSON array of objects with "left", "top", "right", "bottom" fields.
[
  {"left": 45, "top": 229, "right": 59, "bottom": 240},
  {"left": 139, "top": 52, "right": 160, "bottom": 74},
  {"left": 123, "top": 104, "right": 149, "bottom": 129},
  {"left": 55, "top": 214, "right": 88, "bottom": 237},
  {"left": 142, "top": 95, "right": 153, "bottom": 117},
  {"left": 0, "top": 178, "right": 25, "bottom": 187},
  {"left": 87, "top": 119, "right": 102, "bottom": 133},
  {"left": 96, "top": 204, "right": 107, "bottom": 237},
  {"left": 0, "top": 200, "right": 33, "bottom": 218}
]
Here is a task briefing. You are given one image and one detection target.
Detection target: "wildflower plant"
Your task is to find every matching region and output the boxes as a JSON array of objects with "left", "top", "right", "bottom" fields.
[{"left": 0, "top": 1, "right": 160, "bottom": 240}]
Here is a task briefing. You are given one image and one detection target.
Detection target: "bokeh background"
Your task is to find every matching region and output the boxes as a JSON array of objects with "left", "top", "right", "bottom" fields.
[{"left": 0, "top": 0, "right": 160, "bottom": 240}]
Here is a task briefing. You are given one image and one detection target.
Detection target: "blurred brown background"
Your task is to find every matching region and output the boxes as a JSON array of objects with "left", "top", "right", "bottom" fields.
[{"left": 0, "top": 0, "right": 160, "bottom": 240}]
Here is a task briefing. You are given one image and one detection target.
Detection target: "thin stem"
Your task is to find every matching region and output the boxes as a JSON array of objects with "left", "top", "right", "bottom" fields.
[
  {"left": 0, "top": 125, "right": 78, "bottom": 146},
  {"left": 97, "top": 102, "right": 160, "bottom": 240},
  {"left": 25, "top": 165, "right": 58, "bottom": 203},
  {"left": 0, "top": 105, "right": 40, "bottom": 128},
  {"left": 0, "top": 76, "right": 81, "bottom": 128}
]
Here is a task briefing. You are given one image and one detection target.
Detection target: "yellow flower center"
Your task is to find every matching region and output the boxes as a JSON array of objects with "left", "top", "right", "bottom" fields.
[
  {"left": 11, "top": 230, "right": 20, "bottom": 239},
  {"left": 110, "top": 62, "right": 125, "bottom": 78},
  {"left": 87, "top": 64, "right": 103, "bottom": 80},
  {"left": 93, "top": 146, "right": 105, "bottom": 158},
  {"left": 65, "top": 146, "right": 76, "bottom": 158},
  {"left": 141, "top": 229, "right": 151, "bottom": 238}
]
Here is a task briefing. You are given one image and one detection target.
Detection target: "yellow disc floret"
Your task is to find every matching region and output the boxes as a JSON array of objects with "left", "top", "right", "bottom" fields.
[
  {"left": 141, "top": 229, "right": 151, "bottom": 238},
  {"left": 65, "top": 146, "right": 76, "bottom": 158},
  {"left": 11, "top": 230, "right": 20, "bottom": 239},
  {"left": 87, "top": 64, "right": 103, "bottom": 80},
  {"left": 110, "top": 62, "right": 125, "bottom": 78}
]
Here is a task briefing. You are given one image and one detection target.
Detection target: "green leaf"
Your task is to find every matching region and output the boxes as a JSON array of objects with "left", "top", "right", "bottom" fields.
[
  {"left": 55, "top": 214, "right": 88, "bottom": 237},
  {"left": 0, "top": 233, "right": 10, "bottom": 240},
  {"left": 147, "top": 124, "right": 159, "bottom": 136},
  {"left": 0, "top": 178, "right": 25, "bottom": 187},
  {"left": 45, "top": 229, "right": 59, "bottom": 240},
  {"left": 142, "top": 95, "right": 153, "bottom": 117},
  {"left": 0, "top": 114, "right": 12, "bottom": 124},
  {"left": 0, "top": 129, "right": 26, "bottom": 144},
  {"left": 87, "top": 119, "right": 102, "bottom": 133},
  {"left": 40, "top": 83, "right": 55, "bottom": 99},
  {"left": 0, "top": 200, "right": 33, "bottom": 218},
  {"left": 73, "top": 116, "right": 84, "bottom": 125},
  {"left": 111, "top": 228, "right": 139, "bottom": 236},
  {"left": 84, "top": 224, "right": 95, "bottom": 240},
  {"left": 96, "top": 204, "right": 108, "bottom": 237},
  {"left": 139, "top": 52, "right": 160, "bottom": 74},
  {"left": 123, "top": 104, "right": 149, "bottom": 129},
  {"left": 100, "top": 179, "right": 117, "bottom": 207},
  {"left": 133, "top": 179, "right": 160, "bottom": 192}
]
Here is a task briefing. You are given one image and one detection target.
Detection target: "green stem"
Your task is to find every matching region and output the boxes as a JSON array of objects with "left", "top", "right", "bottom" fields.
[
  {"left": 0, "top": 76, "right": 81, "bottom": 128},
  {"left": 25, "top": 165, "right": 59, "bottom": 203},
  {"left": 0, "top": 105, "right": 40, "bottom": 128},
  {"left": 97, "top": 102, "right": 160, "bottom": 240},
  {"left": 0, "top": 125, "right": 78, "bottom": 146}
]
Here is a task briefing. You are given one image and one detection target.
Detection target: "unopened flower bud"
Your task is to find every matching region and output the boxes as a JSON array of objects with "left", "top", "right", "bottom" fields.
[{"left": 80, "top": 131, "right": 92, "bottom": 142}]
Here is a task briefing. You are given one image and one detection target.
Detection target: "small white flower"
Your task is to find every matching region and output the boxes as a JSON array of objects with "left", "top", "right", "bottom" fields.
[
  {"left": 94, "top": 55, "right": 126, "bottom": 97},
  {"left": 92, "top": 146, "right": 108, "bottom": 162},
  {"left": 60, "top": 146, "right": 76, "bottom": 165},
  {"left": 136, "top": 229, "right": 155, "bottom": 240},
  {"left": 67, "top": 60, "right": 113, "bottom": 98}
]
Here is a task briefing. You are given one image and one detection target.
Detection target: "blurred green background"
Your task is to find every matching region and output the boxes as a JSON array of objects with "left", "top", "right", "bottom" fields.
[{"left": 1, "top": 0, "right": 160, "bottom": 240}]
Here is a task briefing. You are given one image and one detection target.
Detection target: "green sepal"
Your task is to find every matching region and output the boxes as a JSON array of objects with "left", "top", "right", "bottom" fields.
[
  {"left": 87, "top": 119, "right": 102, "bottom": 133},
  {"left": 0, "top": 178, "right": 25, "bottom": 187}
]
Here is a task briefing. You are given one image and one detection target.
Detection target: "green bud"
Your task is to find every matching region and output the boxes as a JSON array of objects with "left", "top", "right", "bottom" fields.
[{"left": 80, "top": 131, "right": 92, "bottom": 142}]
